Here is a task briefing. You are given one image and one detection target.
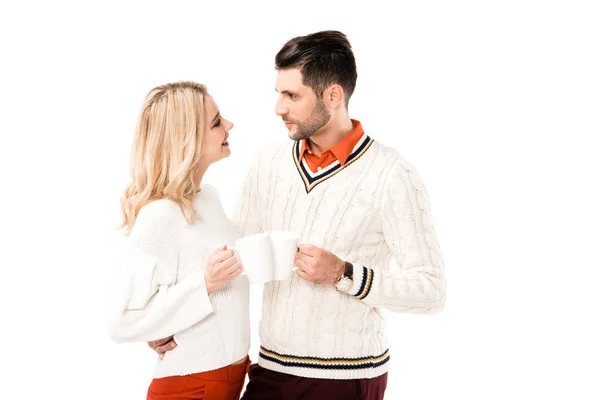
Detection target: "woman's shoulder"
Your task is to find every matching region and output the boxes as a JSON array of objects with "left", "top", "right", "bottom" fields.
[
  {"left": 199, "top": 183, "right": 218, "bottom": 195},
  {"left": 136, "top": 199, "right": 186, "bottom": 228},
  {"left": 196, "top": 184, "right": 223, "bottom": 204},
  {"left": 126, "top": 199, "right": 187, "bottom": 248}
]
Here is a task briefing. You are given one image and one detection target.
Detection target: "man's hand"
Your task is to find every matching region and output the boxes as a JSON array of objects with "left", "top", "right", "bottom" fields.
[
  {"left": 148, "top": 335, "right": 177, "bottom": 360},
  {"left": 294, "top": 244, "right": 345, "bottom": 285}
]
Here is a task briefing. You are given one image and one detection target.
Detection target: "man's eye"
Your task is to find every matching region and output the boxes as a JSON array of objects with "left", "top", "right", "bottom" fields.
[{"left": 289, "top": 94, "right": 297, "bottom": 100}]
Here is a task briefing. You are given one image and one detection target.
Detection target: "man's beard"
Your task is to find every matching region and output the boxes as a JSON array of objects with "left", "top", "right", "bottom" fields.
[{"left": 284, "top": 99, "right": 331, "bottom": 141}]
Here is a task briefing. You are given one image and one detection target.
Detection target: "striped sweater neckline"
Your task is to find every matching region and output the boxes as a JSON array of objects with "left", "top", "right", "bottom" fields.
[{"left": 292, "top": 133, "right": 375, "bottom": 193}]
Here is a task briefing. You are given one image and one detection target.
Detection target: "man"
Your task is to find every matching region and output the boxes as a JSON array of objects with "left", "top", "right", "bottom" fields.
[{"left": 151, "top": 30, "right": 446, "bottom": 400}]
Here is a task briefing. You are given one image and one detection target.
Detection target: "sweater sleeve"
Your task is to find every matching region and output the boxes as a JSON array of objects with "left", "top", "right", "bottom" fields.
[
  {"left": 347, "top": 160, "right": 446, "bottom": 313},
  {"left": 106, "top": 201, "right": 214, "bottom": 343},
  {"left": 231, "top": 150, "right": 264, "bottom": 237}
]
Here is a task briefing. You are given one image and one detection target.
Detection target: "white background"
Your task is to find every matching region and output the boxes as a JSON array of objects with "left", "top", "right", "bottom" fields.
[{"left": 1, "top": 1, "right": 599, "bottom": 399}]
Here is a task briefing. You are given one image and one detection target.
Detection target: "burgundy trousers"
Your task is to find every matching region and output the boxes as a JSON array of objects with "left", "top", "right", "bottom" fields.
[{"left": 240, "top": 364, "right": 387, "bottom": 400}]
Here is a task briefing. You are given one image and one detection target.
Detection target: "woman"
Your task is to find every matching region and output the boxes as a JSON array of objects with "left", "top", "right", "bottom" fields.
[{"left": 106, "top": 81, "right": 250, "bottom": 400}]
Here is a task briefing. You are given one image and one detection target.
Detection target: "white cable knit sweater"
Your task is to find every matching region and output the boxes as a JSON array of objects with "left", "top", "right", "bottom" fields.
[
  {"left": 106, "top": 185, "right": 250, "bottom": 379},
  {"left": 232, "top": 131, "right": 446, "bottom": 380}
]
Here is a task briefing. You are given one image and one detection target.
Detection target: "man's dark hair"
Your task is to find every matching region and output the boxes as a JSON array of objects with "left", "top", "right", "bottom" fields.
[{"left": 275, "top": 30, "right": 357, "bottom": 108}]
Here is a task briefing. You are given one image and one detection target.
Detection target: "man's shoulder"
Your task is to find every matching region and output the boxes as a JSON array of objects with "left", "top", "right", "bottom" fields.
[
  {"left": 254, "top": 138, "right": 294, "bottom": 161},
  {"left": 267, "top": 138, "right": 294, "bottom": 153},
  {"left": 370, "top": 140, "right": 417, "bottom": 173},
  {"left": 370, "top": 141, "right": 432, "bottom": 196}
]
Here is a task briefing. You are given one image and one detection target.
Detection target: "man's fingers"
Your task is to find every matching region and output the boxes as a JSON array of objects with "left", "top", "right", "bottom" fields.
[
  {"left": 298, "top": 244, "right": 317, "bottom": 257},
  {"left": 148, "top": 335, "right": 174, "bottom": 349},
  {"left": 295, "top": 253, "right": 312, "bottom": 268},
  {"left": 295, "top": 268, "right": 312, "bottom": 282},
  {"left": 294, "top": 256, "right": 311, "bottom": 274},
  {"left": 154, "top": 339, "right": 177, "bottom": 355}
]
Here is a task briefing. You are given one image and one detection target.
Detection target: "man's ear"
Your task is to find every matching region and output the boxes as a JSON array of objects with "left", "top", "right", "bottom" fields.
[{"left": 324, "top": 84, "right": 344, "bottom": 108}]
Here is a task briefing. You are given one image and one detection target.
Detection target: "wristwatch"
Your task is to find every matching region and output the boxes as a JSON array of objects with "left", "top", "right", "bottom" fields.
[{"left": 335, "top": 261, "right": 354, "bottom": 293}]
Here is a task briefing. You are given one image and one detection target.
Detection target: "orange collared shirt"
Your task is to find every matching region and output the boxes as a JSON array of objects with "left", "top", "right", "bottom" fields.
[{"left": 299, "top": 119, "right": 364, "bottom": 173}]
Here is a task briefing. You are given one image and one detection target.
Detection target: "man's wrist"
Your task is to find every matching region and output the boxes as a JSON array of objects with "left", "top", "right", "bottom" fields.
[
  {"left": 331, "top": 259, "right": 346, "bottom": 284},
  {"left": 343, "top": 261, "right": 353, "bottom": 280},
  {"left": 334, "top": 261, "right": 354, "bottom": 293}
]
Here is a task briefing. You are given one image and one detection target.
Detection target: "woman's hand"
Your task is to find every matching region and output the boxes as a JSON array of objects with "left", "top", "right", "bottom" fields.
[{"left": 204, "top": 245, "right": 242, "bottom": 294}]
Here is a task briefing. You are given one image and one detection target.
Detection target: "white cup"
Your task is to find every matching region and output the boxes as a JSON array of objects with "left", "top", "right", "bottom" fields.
[
  {"left": 231, "top": 231, "right": 300, "bottom": 284},
  {"left": 269, "top": 231, "right": 300, "bottom": 281},
  {"left": 231, "top": 233, "right": 274, "bottom": 284}
]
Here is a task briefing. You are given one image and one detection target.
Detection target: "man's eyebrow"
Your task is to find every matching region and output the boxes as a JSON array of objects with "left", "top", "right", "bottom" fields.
[{"left": 276, "top": 88, "right": 295, "bottom": 95}]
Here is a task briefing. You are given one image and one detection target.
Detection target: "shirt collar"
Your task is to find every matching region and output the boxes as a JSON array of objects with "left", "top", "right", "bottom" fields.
[{"left": 298, "top": 119, "right": 364, "bottom": 166}]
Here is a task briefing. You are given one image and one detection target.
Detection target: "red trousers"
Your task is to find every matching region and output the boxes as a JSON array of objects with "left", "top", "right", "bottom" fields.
[{"left": 147, "top": 357, "right": 251, "bottom": 400}]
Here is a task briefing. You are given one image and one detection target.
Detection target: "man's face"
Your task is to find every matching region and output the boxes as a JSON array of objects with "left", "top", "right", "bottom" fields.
[{"left": 275, "top": 68, "right": 330, "bottom": 141}]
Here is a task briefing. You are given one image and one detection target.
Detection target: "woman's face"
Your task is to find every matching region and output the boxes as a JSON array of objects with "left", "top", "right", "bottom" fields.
[{"left": 201, "top": 94, "right": 234, "bottom": 166}]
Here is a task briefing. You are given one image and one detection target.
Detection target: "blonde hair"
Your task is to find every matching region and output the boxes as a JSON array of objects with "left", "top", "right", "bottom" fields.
[{"left": 120, "top": 81, "right": 208, "bottom": 234}]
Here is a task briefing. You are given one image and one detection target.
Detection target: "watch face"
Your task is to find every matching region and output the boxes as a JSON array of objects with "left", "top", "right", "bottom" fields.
[{"left": 336, "top": 276, "right": 352, "bottom": 293}]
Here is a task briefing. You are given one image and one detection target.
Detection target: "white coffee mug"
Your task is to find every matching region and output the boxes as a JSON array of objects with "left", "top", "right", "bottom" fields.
[
  {"left": 269, "top": 231, "right": 300, "bottom": 281},
  {"left": 231, "top": 233, "right": 274, "bottom": 284}
]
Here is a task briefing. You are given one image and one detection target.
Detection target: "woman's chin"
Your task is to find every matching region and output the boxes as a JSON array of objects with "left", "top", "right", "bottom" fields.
[{"left": 219, "top": 147, "right": 231, "bottom": 159}]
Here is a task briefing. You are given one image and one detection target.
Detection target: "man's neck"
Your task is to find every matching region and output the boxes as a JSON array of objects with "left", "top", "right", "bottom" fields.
[{"left": 306, "top": 117, "right": 354, "bottom": 156}]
